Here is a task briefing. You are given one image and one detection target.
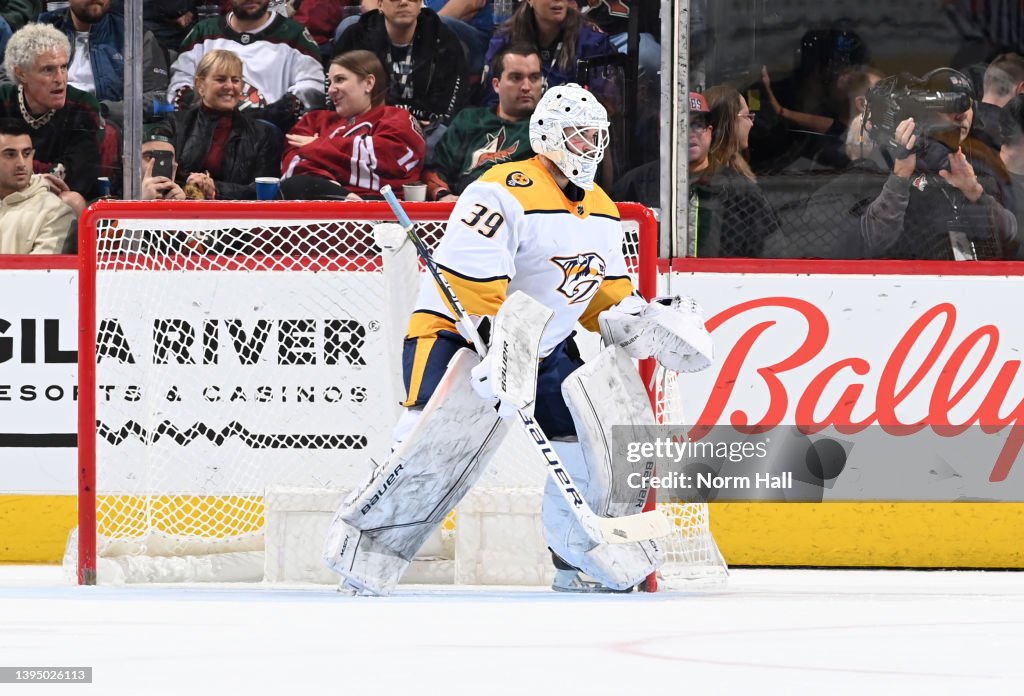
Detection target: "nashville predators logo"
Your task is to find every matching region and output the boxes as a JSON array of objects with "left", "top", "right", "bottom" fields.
[
  {"left": 506, "top": 171, "right": 533, "bottom": 187},
  {"left": 551, "top": 252, "right": 606, "bottom": 304}
]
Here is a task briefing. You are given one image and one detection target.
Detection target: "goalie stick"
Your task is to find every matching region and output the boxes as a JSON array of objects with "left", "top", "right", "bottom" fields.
[{"left": 378, "top": 185, "right": 671, "bottom": 546}]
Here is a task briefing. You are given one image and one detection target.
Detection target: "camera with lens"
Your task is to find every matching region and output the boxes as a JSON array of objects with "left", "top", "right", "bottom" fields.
[{"left": 864, "top": 68, "right": 974, "bottom": 160}]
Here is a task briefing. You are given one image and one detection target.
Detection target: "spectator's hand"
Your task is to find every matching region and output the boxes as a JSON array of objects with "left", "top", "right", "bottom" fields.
[
  {"left": 939, "top": 148, "right": 984, "bottom": 202},
  {"left": 436, "top": 0, "right": 486, "bottom": 21},
  {"left": 439, "top": 193, "right": 458, "bottom": 202},
  {"left": 143, "top": 176, "right": 185, "bottom": 200},
  {"left": 173, "top": 86, "right": 194, "bottom": 110},
  {"left": 41, "top": 173, "right": 70, "bottom": 196},
  {"left": 760, "top": 65, "right": 784, "bottom": 116},
  {"left": 892, "top": 117, "right": 917, "bottom": 179},
  {"left": 286, "top": 133, "right": 318, "bottom": 148},
  {"left": 186, "top": 171, "right": 217, "bottom": 199},
  {"left": 175, "top": 11, "right": 194, "bottom": 28}
]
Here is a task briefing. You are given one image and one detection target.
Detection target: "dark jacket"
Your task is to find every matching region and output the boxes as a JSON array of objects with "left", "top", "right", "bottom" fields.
[
  {"left": 38, "top": 8, "right": 169, "bottom": 124},
  {"left": 860, "top": 135, "right": 1018, "bottom": 260},
  {"left": 690, "top": 167, "right": 781, "bottom": 258},
  {"left": 143, "top": 0, "right": 197, "bottom": 53},
  {"left": 160, "top": 107, "right": 283, "bottom": 200},
  {"left": 335, "top": 8, "right": 467, "bottom": 126},
  {"left": 0, "top": 83, "right": 102, "bottom": 198}
]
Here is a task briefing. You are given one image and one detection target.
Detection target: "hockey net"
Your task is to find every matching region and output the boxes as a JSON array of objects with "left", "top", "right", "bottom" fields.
[{"left": 72, "top": 200, "right": 727, "bottom": 587}]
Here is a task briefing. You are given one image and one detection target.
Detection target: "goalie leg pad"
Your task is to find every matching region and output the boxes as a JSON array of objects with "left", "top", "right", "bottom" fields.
[
  {"left": 541, "top": 346, "right": 666, "bottom": 589},
  {"left": 542, "top": 442, "right": 663, "bottom": 591},
  {"left": 324, "top": 349, "right": 509, "bottom": 595}
]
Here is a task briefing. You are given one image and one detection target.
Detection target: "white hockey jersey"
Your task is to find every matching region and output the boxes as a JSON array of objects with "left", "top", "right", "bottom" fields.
[
  {"left": 407, "top": 156, "right": 635, "bottom": 358},
  {"left": 166, "top": 13, "right": 325, "bottom": 109}
]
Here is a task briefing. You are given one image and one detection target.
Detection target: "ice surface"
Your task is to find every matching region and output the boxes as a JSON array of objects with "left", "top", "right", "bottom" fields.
[{"left": 0, "top": 566, "right": 1020, "bottom": 695}]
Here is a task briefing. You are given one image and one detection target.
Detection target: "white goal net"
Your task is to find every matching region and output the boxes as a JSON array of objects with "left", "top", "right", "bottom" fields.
[{"left": 71, "top": 200, "right": 726, "bottom": 588}]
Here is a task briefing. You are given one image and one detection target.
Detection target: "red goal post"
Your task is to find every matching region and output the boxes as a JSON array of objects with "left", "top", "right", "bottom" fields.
[{"left": 75, "top": 200, "right": 724, "bottom": 588}]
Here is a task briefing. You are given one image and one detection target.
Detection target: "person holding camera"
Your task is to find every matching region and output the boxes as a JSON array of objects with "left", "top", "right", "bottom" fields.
[{"left": 846, "top": 69, "right": 1017, "bottom": 260}]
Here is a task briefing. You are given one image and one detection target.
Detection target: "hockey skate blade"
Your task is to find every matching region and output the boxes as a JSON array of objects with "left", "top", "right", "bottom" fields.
[{"left": 598, "top": 510, "right": 671, "bottom": 543}]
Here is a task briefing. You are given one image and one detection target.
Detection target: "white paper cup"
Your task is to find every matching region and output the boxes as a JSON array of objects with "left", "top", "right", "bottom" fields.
[{"left": 403, "top": 183, "right": 427, "bottom": 202}]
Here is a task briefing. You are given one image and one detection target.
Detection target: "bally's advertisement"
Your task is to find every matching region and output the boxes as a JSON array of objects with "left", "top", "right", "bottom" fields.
[{"left": 651, "top": 268, "right": 1024, "bottom": 503}]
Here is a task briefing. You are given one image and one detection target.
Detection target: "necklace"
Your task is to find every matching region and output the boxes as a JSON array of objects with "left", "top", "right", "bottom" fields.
[{"left": 18, "top": 85, "right": 55, "bottom": 129}]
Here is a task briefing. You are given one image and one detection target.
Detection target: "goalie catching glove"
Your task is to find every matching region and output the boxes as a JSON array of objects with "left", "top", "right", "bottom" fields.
[{"left": 598, "top": 295, "right": 713, "bottom": 373}]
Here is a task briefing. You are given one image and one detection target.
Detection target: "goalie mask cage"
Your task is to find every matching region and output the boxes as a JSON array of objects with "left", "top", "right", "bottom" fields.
[{"left": 74, "top": 200, "right": 727, "bottom": 589}]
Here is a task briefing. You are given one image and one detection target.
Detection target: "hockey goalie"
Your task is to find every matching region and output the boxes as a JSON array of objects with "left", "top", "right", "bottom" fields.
[{"left": 323, "top": 84, "right": 713, "bottom": 595}]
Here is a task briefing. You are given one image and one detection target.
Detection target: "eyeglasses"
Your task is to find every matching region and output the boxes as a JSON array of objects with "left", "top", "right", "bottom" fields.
[
  {"left": 690, "top": 120, "right": 710, "bottom": 132},
  {"left": 740, "top": 113, "right": 756, "bottom": 122}
]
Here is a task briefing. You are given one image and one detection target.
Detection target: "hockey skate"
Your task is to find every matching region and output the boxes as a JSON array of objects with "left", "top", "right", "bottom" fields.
[{"left": 551, "top": 568, "right": 634, "bottom": 594}]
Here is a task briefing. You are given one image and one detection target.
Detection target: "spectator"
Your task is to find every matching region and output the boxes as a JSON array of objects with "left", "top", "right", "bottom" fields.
[
  {"left": 334, "top": 0, "right": 467, "bottom": 143},
  {"left": 687, "top": 87, "right": 780, "bottom": 257},
  {"left": 39, "top": 0, "right": 170, "bottom": 127},
  {"left": 579, "top": 0, "right": 659, "bottom": 82},
  {"left": 0, "top": 119, "right": 75, "bottom": 254},
  {"left": 423, "top": 42, "right": 540, "bottom": 200},
  {"left": 0, "top": 23, "right": 103, "bottom": 215},
  {"left": 999, "top": 94, "right": 1024, "bottom": 251},
  {"left": 281, "top": 50, "right": 426, "bottom": 200},
  {"left": 156, "top": 49, "right": 283, "bottom": 200},
  {"left": 293, "top": 0, "right": 348, "bottom": 60},
  {"left": 977, "top": 53, "right": 1024, "bottom": 148},
  {"left": 761, "top": 64, "right": 884, "bottom": 169},
  {"left": 140, "top": 132, "right": 186, "bottom": 200},
  {"left": 144, "top": 1, "right": 199, "bottom": 60},
  {"left": 167, "top": 0, "right": 324, "bottom": 132},
  {"left": 1, "top": 1, "right": 38, "bottom": 33},
  {"left": 480, "top": 0, "right": 613, "bottom": 106},
  {"left": 858, "top": 68, "right": 1017, "bottom": 260},
  {"left": 425, "top": 0, "right": 502, "bottom": 79}
]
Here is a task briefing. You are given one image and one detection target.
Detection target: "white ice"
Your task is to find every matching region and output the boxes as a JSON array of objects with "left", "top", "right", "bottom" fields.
[{"left": 0, "top": 566, "right": 1020, "bottom": 695}]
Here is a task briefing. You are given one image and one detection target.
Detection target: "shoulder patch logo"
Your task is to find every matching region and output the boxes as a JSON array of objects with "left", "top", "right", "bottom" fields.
[
  {"left": 506, "top": 171, "right": 532, "bottom": 187},
  {"left": 550, "top": 252, "right": 606, "bottom": 304}
]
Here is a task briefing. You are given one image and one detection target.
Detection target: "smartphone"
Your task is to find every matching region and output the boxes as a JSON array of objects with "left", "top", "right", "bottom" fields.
[{"left": 151, "top": 151, "right": 174, "bottom": 179}]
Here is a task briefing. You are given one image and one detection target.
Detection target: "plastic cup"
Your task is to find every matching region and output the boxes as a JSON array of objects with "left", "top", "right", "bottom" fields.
[
  {"left": 403, "top": 183, "right": 427, "bottom": 202},
  {"left": 255, "top": 177, "right": 280, "bottom": 200},
  {"left": 96, "top": 177, "right": 111, "bottom": 197}
]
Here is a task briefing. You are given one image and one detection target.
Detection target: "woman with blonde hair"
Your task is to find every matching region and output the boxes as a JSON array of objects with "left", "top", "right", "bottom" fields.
[
  {"left": 281, "top": 50, "right": 426, "bottom": 200},
  {"left": 157, "top": 48, "right": 282, "bottom": 200}
]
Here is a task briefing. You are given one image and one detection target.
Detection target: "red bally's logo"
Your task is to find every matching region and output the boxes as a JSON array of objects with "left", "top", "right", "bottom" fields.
[{"left": 689, "top": 297, "right": 1024, "bottom": 483}]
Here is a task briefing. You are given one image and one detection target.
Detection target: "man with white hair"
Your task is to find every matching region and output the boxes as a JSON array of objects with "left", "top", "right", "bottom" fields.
[
  {"left": 323, "top": 83, "right": 714, "bottom": 596},
  {"left": 0, "top": 22, "right": 104, "bottom": 214}
]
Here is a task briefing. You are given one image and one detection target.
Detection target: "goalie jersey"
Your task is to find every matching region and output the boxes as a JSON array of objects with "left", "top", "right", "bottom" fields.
[{"left": 404, "top": 156, "right": 634, "bottom": 404}]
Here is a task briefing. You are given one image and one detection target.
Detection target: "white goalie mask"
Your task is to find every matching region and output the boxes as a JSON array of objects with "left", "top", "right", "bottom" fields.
[{"left": 529, "top": 83, "right": 610, "bottom": 190}]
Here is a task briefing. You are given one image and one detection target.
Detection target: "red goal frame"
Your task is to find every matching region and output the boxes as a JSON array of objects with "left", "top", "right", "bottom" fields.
[{"left": 76, "top": 200, "right": 660, "bottom": 586}]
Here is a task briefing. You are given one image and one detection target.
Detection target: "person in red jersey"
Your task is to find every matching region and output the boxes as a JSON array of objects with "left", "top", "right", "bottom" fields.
[{"left": 280, "top": 49, "right": 426, "bottom": 200}]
